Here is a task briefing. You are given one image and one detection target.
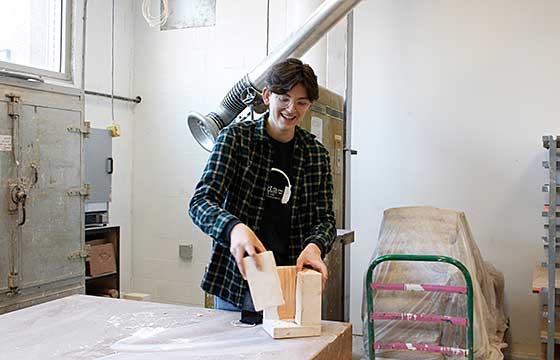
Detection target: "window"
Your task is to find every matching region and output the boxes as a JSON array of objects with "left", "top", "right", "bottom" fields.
[{"left": 0, "top": 0, "right": 72, "bottom": 80}]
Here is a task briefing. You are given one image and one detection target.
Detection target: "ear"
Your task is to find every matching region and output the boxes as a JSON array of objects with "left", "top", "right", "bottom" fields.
[{"left": 262, "top": 87, "right": 271, "bottom": 106}]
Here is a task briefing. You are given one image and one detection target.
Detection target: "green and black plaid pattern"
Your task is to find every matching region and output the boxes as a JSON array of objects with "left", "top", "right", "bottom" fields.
[{"left": 188, "top": 116, "right": 336, "bottom": 308}]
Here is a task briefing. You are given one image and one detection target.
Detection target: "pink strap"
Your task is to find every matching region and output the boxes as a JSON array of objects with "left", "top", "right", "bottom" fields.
[
  {"left": 372, "top": 311, "right": 467, "bottom": 326},
  {"left": 371, "top": 282, "right": 467, "bottom": 294},
  {"left": 374, "top": 342, "right": 468, "bottom": 357}
]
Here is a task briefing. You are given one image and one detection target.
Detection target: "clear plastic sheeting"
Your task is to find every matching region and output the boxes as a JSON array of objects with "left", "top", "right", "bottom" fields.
[
  {"left": 362, "top": 207, "right": 507, "bottom": 360},
  {"left": 0, "top": 294, "right": 349, "bottom": 359}
]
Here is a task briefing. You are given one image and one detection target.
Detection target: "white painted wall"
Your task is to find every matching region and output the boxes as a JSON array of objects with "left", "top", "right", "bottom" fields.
[
  {"left": 286, "top": 0, "right": 328, "bottom": 86},
  {"left": 84, "top": 0, "right": 135, "bottom": 293},
  {"left": 130, "top": 0, "right": 269, "bottom": 305},
  {"left": 326, "top": 17, "right": 347, "bottom": 97},
  {"left": 268, "top": 0, "right": 347, "bottom": 95},
  {"left": 350, "top": 0, "right": 560, "bottom": 357}
]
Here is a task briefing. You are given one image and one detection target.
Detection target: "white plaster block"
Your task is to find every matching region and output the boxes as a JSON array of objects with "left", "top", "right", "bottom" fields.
[{"left": 295, "top": 269, "right": 322, "bottom": 326}]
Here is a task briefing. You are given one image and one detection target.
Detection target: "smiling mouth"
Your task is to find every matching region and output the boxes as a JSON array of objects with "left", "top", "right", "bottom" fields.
[{"left": 281, "top": 114, "right": 296, "bottom": 121}]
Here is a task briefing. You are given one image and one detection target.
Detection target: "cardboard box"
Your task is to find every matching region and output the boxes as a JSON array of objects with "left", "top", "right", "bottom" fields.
[{"left": 86, "top": 243, "right": 116, "bottom": 277}]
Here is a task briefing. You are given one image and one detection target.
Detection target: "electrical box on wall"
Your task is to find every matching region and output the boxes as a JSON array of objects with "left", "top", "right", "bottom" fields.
[{"left": 179, "top": 244, "right": 193, "bottom": 261}]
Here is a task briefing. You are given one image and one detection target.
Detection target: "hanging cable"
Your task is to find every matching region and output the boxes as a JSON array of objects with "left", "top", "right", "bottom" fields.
[
  {"left": 266, "top": 0, "right": 271, "bottom": 56},
  {"left": 111, "top": 0, "right": 114, "bottom": 125},
  {"left": 108, "top": 0, "right": 120, "bottom": 137},
  {"left": 142, "top": 0, "right": 169, "bottom": 28}
]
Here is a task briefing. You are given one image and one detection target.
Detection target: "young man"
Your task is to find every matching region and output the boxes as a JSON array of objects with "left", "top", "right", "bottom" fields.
[{"left": 189, "top": 58, "right": 336, "bottom": 317}]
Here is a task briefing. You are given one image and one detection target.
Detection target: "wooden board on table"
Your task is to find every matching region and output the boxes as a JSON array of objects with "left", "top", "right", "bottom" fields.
[{"left": 532, "top": 266, "right": 560, "bottom": 293}]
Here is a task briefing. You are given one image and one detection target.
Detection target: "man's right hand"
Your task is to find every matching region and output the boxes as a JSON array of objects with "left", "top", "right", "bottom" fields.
[{"left": 230, "top": 223, "right": 266, "bottom": 279}]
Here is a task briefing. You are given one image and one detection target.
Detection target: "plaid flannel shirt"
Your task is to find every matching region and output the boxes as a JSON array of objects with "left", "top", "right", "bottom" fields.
[{"left": 188, "top": 115, "right": 336, "bottom": 308}]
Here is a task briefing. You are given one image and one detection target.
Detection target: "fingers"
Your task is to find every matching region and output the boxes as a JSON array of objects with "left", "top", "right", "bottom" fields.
[
  {"left": 231, "top": 247, "right": 246, "bottom": 280},
  {"left": 305, "top": 260, "right": 327, "bottom": 289},
  {"left": 230, "top": 241, "right": 247, "bottom": 279},
  {"left": 309, "top": 260, "right": 328, "bottom": 281},
  {"left": 296, "top": 248, "right": 327, "bottom": 276},
  {"left": 318, "top": 261, "right": 328, "bottom": 281},
  {"left": 254, "top": 241, "right": 266, "bottom": 253},
  {"left": 318, "top": 261, "right": 328, "bottom": 289},
  {"left": 230, "top": 224, "right": 266, "bottom": 276},
  {"left": 250, "top": 240, "right": 266, "bottom": 270},
  {"left": 297, "top": 257, "right": 328, "bottom": 289},
  {"left": 245, "top": 243, "right": 262, "bottom": 270},
  {"left": 296, "top": 257, "right": 304, "bottom": 272}
]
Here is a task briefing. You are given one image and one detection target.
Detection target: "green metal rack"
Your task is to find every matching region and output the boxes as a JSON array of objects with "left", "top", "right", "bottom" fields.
[{"left": 365, "top": 254, "right": 474, "bottom": 359}]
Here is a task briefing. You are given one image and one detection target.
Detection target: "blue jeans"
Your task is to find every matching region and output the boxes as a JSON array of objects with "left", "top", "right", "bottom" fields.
[
  {"left": 214, "top": 296, "right": 241, "bottom": 311},
  {"left": 213, "top": 289, "right": 255, "bottom": 312}
]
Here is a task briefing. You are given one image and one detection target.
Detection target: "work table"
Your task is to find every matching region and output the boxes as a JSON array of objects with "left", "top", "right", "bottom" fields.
[{"left": 0, "top": 295, "right": 351, "bottom": 359}]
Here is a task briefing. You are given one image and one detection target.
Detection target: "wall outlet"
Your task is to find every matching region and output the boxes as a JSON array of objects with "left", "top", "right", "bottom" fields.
[{"left": 179, "top": 244, "right": 193, "bottom": 261}]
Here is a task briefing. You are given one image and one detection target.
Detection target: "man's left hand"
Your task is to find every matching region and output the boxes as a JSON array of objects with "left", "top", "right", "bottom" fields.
[{"left": 296, "top": 243, "right": 328, "bottom": 288}]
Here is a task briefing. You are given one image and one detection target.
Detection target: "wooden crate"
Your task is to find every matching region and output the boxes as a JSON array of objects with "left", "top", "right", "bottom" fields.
[{"left": 86, "top": 242, "right": 116, "bottom": 277}]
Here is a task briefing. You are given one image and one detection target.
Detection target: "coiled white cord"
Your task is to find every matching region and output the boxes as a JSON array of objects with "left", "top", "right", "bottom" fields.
[
  {"left": 271, "top": 168, "right": 292, "bottom": 204},
  {"left": 142, "top": 0, "right": 169, "bottom": 27}
]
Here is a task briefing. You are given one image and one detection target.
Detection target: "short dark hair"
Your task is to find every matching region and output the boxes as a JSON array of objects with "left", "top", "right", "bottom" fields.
[{"left": 264, "top": 58, "right": 319, "bottom": 102}]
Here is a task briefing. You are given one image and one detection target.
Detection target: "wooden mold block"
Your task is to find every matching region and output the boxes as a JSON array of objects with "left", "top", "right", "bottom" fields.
[
  {"left": 263, "top": 269, "right": 322, "bottom": 339},
  {"left": 263, "top": 317, "right": 322, "bottom": 339},
  {"left": 277, "top": 266, "right": 297, "bottom": 319}
]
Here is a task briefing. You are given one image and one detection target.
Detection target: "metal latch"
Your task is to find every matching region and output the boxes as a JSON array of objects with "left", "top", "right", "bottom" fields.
[
  {"left": 9, "top": 183, "right": 27, "bottom": 226},
  {"left": 6, "top": 94, "right": 22, "bottom": 117},
  {"left": 67, "top": 121, "right": 91, "bottom": 135},
  {"left": 68, "top": 250, "right": 88, "bottom": 260},
  {"left": 67, "top": 184, "right": 90, "bottom": 197},
  {"left": 6, "top": 272, "right": 19, "bottom": 297}
]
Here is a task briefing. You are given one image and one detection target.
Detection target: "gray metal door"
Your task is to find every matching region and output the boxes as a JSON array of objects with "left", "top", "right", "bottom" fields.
[
  {"left": 0, "top": 77, "right": 86, "bottom": 313},
  {"left": 85, "top": 128, "right": 112, "bottom": 204}
]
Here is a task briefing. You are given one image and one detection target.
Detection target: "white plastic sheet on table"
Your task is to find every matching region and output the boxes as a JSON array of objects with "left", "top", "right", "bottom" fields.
[
  {"left": 0, "top": 294, "right": 348, "bottom": 359},
  {"left": 362, "top": 206, "right": 507, "bottom": 359}
]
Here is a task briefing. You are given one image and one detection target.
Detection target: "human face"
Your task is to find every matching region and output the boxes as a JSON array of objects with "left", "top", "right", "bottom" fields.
[{"left": 262, "top": 83, "right": 312, "bottom": 142}]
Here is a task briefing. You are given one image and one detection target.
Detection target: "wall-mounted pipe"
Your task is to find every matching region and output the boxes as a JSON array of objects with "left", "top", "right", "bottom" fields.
[
  {"left": 85, "top": 90, "right": 142, "bottom": 104},
  {"left": 187, "top": 0, "right": 363, "bottom": 152}
]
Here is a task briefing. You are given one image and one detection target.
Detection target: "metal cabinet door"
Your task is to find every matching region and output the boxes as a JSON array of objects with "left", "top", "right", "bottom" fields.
[
  {"left": 0, "top": 77, "right": 85, "bottom": 313},
  {"left": 85, "top": 128, "right": 112, "bottom": 204}
]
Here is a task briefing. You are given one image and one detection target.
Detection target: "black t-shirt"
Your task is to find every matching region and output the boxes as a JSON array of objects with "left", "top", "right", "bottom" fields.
[{"left": 258, "top": 136, "right": 295, "bottom": 266}]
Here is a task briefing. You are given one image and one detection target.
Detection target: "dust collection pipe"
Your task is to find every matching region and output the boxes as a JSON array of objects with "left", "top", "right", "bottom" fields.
[{"left": 187, "top": 0, "right": 363, "bottom": 152}]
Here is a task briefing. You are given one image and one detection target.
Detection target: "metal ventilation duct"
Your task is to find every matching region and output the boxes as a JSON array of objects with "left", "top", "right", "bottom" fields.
[{"left": 187, "top": 0, "right": 363, "bottom": 151}]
